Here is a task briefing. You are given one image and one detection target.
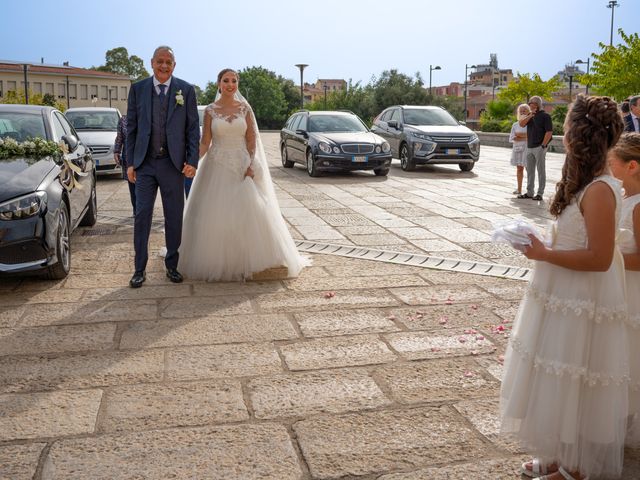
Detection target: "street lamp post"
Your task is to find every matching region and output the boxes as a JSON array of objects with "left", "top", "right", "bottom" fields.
[
  {"left": 568, "top": 75, "right": 574, "bottom": 103},
  {"left": 464, "top": 64, "right": 476, "bottom": 122},
  {"left": 294, "top": 64, "right": 308, "bottom": 109},
  {"left": 23, "top": 64, "right": 29, "bottom": 105},
  {"left": 607, "top": 0, "right": 619, "bottom": 46},
  {"left": 429, "top": 65, "right": 441, "bottom": 96},
  {"left": 323, "top": 82, "right": 328, "bottom": 109},
  {"left": 575, "top": 58, "right": 590, "bottom": 95}
]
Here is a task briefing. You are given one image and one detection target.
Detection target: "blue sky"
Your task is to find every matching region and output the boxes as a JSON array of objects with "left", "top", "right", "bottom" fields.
[{"left": 2, "top": 0, "right": 638, "bottom": 90}]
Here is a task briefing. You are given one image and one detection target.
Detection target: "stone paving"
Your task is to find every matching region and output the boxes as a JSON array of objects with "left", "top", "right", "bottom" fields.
[{"left": 1, "top": 135, "right": 639, "bottom": 479}]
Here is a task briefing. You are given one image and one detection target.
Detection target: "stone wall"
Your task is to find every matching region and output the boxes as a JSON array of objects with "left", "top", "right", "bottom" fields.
[{"left": 476, "top": 132, "right": 565, "bottom": 154}]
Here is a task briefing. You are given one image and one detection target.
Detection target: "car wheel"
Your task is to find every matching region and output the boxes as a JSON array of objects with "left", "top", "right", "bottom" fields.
[
  {"left": 281, "top": 144, "right": 294, "bottom": 168},
  {"left": 459, "top": 162, "right": 474, "bottom": 172},
  {"left": 400, "top": 143, "right": 415, "bottom": 171},
  {"left": 374, "top": 167, "right": 389, "bottom": 176},
  {"left": 306, "top": 150, "right": 321, "bottom": 177},
  {"left": 79, "top": 178, "right": 98, "bottom": 226},
  {"left": 47, "top": 203, "right": 71, "bottom": 280}
]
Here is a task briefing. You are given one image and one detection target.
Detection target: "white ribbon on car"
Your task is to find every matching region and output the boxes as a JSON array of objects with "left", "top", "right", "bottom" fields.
[{"left": 58, "top": 141, "right": 89, "bottom": 191}]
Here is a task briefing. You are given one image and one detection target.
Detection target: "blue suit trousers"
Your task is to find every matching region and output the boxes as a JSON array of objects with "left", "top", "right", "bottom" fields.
[{"left": 134, "top": 155, "right": 184, "bottom": 272}]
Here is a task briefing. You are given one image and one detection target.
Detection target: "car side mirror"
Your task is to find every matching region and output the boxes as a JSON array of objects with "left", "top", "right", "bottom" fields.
[
  {"left": 295, "top": 129, "right": 309, "bottom": 138},
  {"left": 458, "top": 121, "right": 466, "bottom": 126},
  {"left": 387, "top": 120, "right": 398, "bottom": 129},
  {"left": 61, "top": 134, "right": 79, "bottom": 153}
]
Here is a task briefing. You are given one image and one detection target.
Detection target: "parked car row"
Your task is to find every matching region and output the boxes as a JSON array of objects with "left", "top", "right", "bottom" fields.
[
  {"left": 280, "top": 105, "right": 480, "bottom": 176},
  {"left": 0, "top": 105, "right": 97, "bottom": 279}
]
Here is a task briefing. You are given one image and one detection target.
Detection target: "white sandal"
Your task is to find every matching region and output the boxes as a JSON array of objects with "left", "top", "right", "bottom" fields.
[
  {"left": 522, "top": 458, "right": 551, "bottom": 477},
  {"left": 539, "top": 466, "right": 589, "bottom": 480}
]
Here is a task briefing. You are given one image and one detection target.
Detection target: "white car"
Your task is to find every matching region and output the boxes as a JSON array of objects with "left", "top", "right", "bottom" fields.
[
  {"left": 198, "top": 105, "right": 207, "bottom": 136},
  {"left": 65, "top": 107, "right": 121, "bottom": 175}
]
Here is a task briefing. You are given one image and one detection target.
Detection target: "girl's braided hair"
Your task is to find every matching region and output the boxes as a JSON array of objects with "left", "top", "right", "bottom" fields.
[{"left": 549, "top": 95, "right": 624, "bottom": 216}]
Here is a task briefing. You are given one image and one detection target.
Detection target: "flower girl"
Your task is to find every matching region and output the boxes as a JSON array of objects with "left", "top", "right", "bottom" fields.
[
  {"left": 500, "top": 95, "right": 628, "bottom": 480},
  {"left": 609, "top": 133, "right": 640, "bottom": 440}
]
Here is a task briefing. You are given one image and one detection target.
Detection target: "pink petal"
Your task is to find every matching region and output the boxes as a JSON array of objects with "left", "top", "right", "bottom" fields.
[
  {"left": 464, "top": 371, "right": 474, "bottom": 377},
  {"left": 476, "top": 335, "right": 485, "bottom": 340},
  {"left": 430, "top": 347, "right": 441, "bottom": 352},
  {"left": 323, "top": 291, "right": 336, "bottom": 299},
  {"left": 471, "top": 350, "right": 479, "bottom": 355},
  {"left": 471, "top": 304, "right": 478, "bottom": 310},
  {"left": 458, "top": 336, "right": 467, "bottom": 343}
]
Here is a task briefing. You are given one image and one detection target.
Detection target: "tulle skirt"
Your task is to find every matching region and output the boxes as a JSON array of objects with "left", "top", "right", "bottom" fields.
[
  {"left": 178, "top": 149, "right": 307, "bottom": 281},
  {"left": 627, "top": 270, "right": 640, "bottom": 433},
  {"left": 500, "top": 251, "right": 632, "bottom": 478}
]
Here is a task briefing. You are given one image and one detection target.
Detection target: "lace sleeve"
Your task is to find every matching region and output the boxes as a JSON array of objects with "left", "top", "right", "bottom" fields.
[{"left": 244, "top": 103, "right": 257, "bottom": 160}]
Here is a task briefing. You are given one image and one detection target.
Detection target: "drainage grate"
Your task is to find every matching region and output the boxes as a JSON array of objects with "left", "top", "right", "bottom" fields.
[
  {"left": 295, "top": 240, "right": 531, "bottom": 281},
  {"left": 97, "top": 214, "right": 164, "bottom": 231},
  {"left": 82, "top": 226, "right": 117, "bottom": 236}
]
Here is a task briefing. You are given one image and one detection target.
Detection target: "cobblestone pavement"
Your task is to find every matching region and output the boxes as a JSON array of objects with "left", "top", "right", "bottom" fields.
[{"left": 1, "top": 134, "right": 638, "bottom": 479}]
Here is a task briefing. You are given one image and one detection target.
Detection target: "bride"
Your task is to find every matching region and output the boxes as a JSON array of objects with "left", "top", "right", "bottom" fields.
[{"left": 178, "top": 68, "right": 308, "bottom": 281}]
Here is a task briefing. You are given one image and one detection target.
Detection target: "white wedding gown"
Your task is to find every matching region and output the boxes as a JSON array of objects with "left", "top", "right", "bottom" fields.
[{"left": 178, "top": 101, "right": 307, "bottom": 281}]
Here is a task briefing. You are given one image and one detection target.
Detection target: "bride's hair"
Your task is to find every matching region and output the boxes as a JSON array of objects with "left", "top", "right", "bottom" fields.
[
  {"left": 217, "top": 68, "right": 238, "bottom": 93},
  {"left": 549, "top": 95, "right": 623, "bottom": 217}
]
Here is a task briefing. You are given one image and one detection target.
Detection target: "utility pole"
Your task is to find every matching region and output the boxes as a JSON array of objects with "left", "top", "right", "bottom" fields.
[{"left": 607, "top": 1, "right": 619, "bottom": 46}]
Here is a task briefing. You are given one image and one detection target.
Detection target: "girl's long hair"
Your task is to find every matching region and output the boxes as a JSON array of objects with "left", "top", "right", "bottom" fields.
[{"left": 549, "top": 95, "right": 624, "bottom": 217}]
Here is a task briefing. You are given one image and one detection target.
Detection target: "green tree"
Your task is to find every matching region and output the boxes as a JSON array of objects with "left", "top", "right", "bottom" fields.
[
  {"left": 198, "top": 81, "right": 218, "bottom": 105},
  {"left": 95, "top": 47, "right": 149, "bottom": 82},
  {"left": 305, "top": 81, "right": 378, "bottom": 124},
  {"left": 497, "top": 73, "right": 562, "bottom": 105},
  {"left": 1, "top": 90, "right": 66, "bottom": 111},
  {"left": 238, "top": 67, "right": 288, "bottom": 129},
  {"left": 579, "top": 29, "right": 640, "bottom": 100},
  {"left": 276, "top": 75, "right": 301, "bottom": 117},
  {"left": 371, "top": 69, "right": 430, "bottom": 113}
]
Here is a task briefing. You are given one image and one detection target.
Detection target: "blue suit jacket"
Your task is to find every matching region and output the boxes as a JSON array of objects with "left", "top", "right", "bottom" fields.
[
  {"left": 624, "top": 113, "right": 638, "bottom": 133},
  {"left": 126, "top": 76, "right": 200, "bottom": 172}
]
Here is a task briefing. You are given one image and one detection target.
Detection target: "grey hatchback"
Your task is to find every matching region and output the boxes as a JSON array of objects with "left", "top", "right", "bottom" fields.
[{"left": 371, "top": 105, "right": 480, "bottom": 172}]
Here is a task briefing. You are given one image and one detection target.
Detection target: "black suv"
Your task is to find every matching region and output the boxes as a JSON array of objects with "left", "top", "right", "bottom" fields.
[
  {"left": 280, "top": 110, "right": 392, "bottom": 177},
  {"left": 371, "top": 105, "right": 480, "bottom": 172}
]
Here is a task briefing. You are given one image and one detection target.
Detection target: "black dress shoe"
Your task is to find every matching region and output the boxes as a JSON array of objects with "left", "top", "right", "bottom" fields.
[
  {"left": 166, "top": 268, "right": 183, "bottom": 283},
  {"left": 129, "top": 271, "right": 146, "bottom": 288}
]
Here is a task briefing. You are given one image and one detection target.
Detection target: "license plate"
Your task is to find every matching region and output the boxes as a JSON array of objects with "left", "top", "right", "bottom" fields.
[
  {"left": 352, "top": 155, "right": 367, "bottom": 163},
  {"left": 446, "top": 148, "right": 460, "bottom": 155}
]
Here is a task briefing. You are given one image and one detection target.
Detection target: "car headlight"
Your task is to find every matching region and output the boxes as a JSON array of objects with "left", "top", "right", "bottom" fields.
[
  {"left": 318, "top": 142, "right": 337, "bottom": 154},
  {"left": 469, "top": 134, "right": 480, "bottom": 152},
  {"left": 0, "top": 191, "right": 47, "bottom": 221},
  {"left": 381, "top": 142, "right": 391, "bottom": 153},
  {"left": 410, "top": 131, "right": 433, "bottom": 141}
]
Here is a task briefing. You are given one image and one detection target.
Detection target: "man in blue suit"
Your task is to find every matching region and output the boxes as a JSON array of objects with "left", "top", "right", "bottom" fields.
[
  {"left": 126, "top": 46, "right": 200, "bottom": 288},
  {"left": 624, "top": 95, "right": 640, "bottom": 133}
]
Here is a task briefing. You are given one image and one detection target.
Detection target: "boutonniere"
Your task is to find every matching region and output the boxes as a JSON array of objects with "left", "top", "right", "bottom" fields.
[{"left": 175, "top": 90, "right": 184, "bottom": 106}]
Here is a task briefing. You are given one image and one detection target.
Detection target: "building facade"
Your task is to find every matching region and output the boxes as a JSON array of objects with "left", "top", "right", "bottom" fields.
[
  {"left": 0, "top": 60, "right": 131, "bottom": 112},
  {"left": 303, "top": 79, "right": 347, "bottom": 104}
]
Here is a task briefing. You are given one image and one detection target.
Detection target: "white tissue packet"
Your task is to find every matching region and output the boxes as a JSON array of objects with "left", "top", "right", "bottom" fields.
[{"left": 491, "top": 220, "right": 546, "bottom": 252}]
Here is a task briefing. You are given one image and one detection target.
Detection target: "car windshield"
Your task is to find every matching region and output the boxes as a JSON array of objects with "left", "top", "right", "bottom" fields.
[
  {"left": 308, "top": 114, "right": 368, "bottom": 133},
  {"left": 65, "top": 111, "right": 119, "bottom": 131},
  {"left": 0, "top": 112, "right": 47, "bottom": 142},
  {"left": 403, "top": 108, "right": 459, "bottom": 127}
]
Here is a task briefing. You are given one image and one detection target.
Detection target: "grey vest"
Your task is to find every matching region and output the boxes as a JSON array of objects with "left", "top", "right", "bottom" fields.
[{"left": 149, "top": 89, "right": 169, "bottom": 158}]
